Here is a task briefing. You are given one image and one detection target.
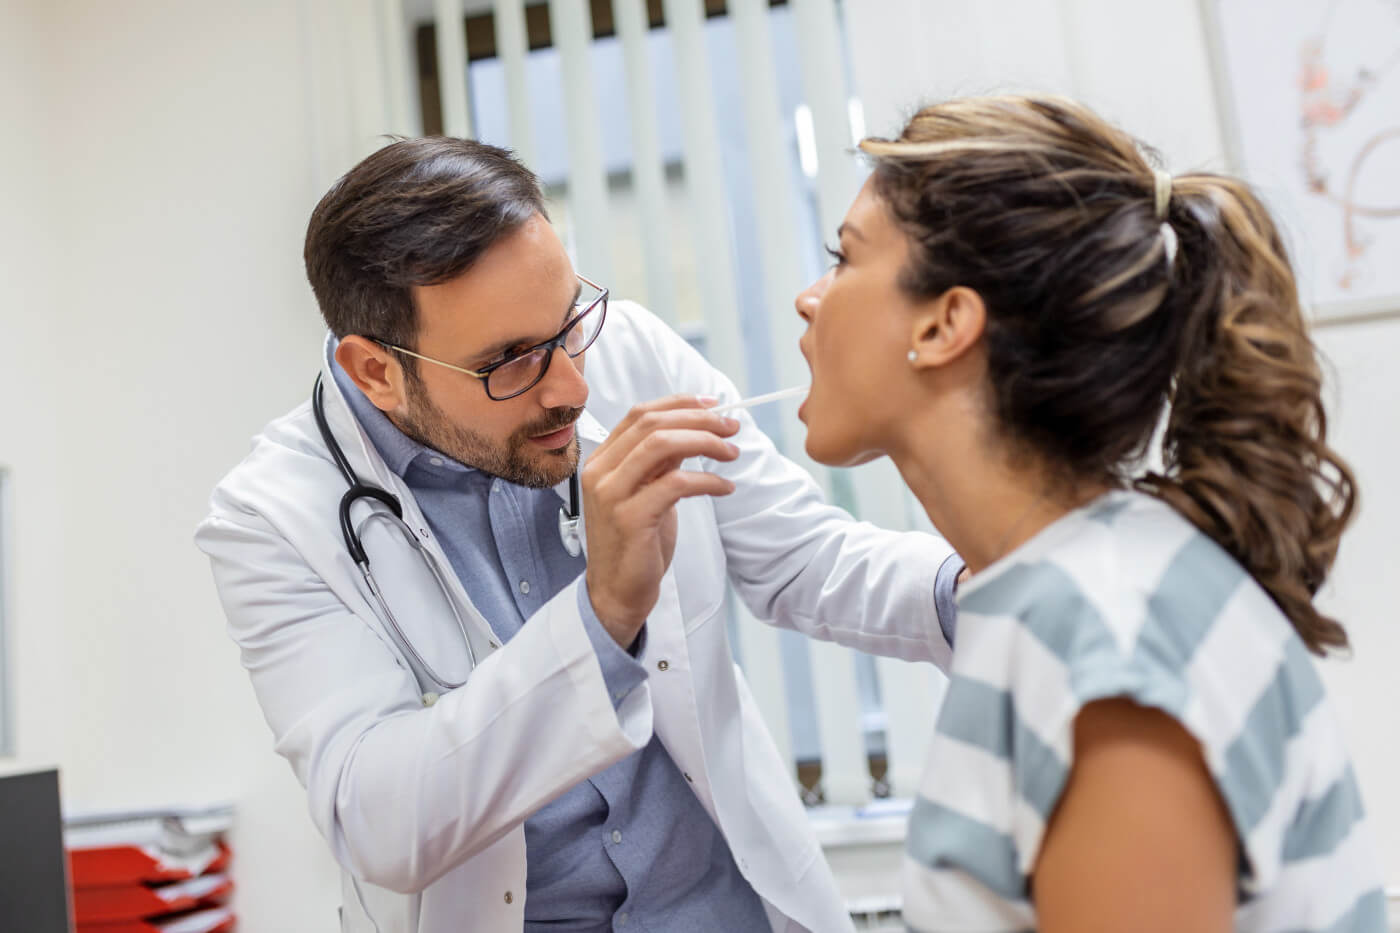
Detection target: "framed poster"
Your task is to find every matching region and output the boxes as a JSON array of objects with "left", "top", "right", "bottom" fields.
[{"left": 1204, "top": 0, "right": 1400, "bottom": 322}]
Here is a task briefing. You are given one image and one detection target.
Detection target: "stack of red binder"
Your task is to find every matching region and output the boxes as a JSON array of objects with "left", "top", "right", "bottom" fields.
[{"left": 65, "top": 804, "right": 236, "bottom": 933}]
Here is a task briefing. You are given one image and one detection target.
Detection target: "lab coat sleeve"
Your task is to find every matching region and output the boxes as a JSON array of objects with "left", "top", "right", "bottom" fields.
[
  {"left": 196, "top": 506, "right": 652, "bottom": 894},
  {"left": 631, "top": 306, "right": 957, "bottom": 669}
]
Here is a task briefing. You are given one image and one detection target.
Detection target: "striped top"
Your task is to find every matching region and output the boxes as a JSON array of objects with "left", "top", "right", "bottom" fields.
[{"left": 902, "top": 490, "right": 1385, "bottom": 933}]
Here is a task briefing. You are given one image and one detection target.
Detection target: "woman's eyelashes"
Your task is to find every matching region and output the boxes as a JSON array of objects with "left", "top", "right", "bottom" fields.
[{"left": 824, "top": 242, "right": 847, "bottom": 269}]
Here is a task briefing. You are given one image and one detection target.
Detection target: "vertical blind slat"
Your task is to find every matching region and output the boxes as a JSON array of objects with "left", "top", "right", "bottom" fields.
[
  {"left": 613, "top": 0, "right": 677, "bottom": 323},
  {"left": 378, "top": 0, "right": 419, "bottom": 137},
  {"left": 876, "top": 655, "right": 946, "bottom": 799},
  {"left": 732, "top": 598, "right": 797, "bottom": 775},
  {"left": 349, "top": 0, "right": 391, "bottom": 152},
  {"left": 550, "top": 0, "right": 614, "bottom": 285},
  {"left": 660, "top": 0, "right": 746, "bottom": 389},
  {"left": 729, "top": 0, "right": 828, "bottom": 486},
  {"left": 434, "top": 0, "right": 472, "bottom": 138},
  {"left": 791, "top": 0, "right": 859, "bottom": 238},
  {"left": 493, "top": 0, "right": 537, "bottom": 168},
  {"left": 808, "top": 640, "right": 870, "bottom": 804}
]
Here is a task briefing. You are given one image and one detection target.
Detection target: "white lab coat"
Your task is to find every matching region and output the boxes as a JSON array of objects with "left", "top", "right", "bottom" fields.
[{"left": 196, "top": 301, "right": 955, "bottom": 933}]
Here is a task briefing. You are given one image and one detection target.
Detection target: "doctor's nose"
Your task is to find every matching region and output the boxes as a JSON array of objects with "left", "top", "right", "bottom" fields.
[
  {"left": 794, "top": 270, "right": 833, "bottom": 325},
  {"left": 534, "top": 346, "right": 589, "bottom": 410}
]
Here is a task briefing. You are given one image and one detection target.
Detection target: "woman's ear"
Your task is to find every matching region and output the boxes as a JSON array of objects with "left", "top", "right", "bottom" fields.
[
  {"left": 335, "top": 336, "right": 406, "bottom": 413},
  {"left": 907, "top": 286, "right": 986, "bottom": 369}
]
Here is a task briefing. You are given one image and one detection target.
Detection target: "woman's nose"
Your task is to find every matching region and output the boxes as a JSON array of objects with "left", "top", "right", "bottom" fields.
[{"left": 794, "top": 269, "right": 833, "bottom": 324}]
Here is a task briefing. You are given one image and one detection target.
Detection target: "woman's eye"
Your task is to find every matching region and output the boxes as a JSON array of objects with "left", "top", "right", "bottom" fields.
[{"left": 824, "top": 243, "right": 847, "bottom": 267}]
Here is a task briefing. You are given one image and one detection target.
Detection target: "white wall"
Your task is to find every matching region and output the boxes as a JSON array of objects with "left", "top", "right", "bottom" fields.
[
  {"left": 1, "top": 0, "right": 68, "bottom": 776},
  {"left": 2, "top": 0, "right": 345, "bottom": 927},
  {"left": 847, "top": 0, "right": 1400, "bottom": 889}
]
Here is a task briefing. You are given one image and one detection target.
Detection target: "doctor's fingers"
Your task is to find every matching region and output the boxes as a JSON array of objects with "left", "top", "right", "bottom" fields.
[
  {"left": 591, "top": 403, "right": 740, "bottom": 469},
  {"left": 586, "top": 428, "right": 739, "bottom": 498},
  {"left": 622, "top": 468, "right": 737, "bottom": 522}
]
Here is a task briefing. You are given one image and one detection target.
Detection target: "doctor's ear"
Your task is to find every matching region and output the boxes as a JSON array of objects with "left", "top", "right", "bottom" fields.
[
  {"left": 906, "top": 286, "right": 987, "bottom": 370},
  {"left": 335, "top": 337, "right": 408, "bottom": 413}
]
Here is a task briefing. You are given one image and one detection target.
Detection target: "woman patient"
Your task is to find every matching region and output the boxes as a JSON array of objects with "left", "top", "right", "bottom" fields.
[{"left": 794, "top": 95, "right": 1385, "bottom": 932}]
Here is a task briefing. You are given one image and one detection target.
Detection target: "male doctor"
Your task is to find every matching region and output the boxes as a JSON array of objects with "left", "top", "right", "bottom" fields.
[{"left": 196, "top": 137, "right": 963, "bottom": 933}]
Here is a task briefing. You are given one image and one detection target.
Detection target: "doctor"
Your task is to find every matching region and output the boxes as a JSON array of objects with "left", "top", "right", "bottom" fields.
[{"left": 196, "top": 137, "right": 963, "bottom": 933}]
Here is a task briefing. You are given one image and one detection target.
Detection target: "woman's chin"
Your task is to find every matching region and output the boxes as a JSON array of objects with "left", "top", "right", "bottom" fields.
[{"left": 804, "top": 430, "right": 869, "bottom": 469}]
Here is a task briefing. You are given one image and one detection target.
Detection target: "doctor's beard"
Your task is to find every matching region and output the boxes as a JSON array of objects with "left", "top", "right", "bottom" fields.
[{"left": 395, "top": 376, "right": 582, "bottom": 489}]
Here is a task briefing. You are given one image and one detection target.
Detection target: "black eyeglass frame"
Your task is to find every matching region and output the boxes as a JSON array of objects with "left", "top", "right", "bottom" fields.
[{"left": 375, "top": 274, "right": 609, "bottom": 401}]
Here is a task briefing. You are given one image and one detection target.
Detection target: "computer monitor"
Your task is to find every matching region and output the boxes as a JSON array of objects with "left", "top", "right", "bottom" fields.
[{"left": 0, "top": 768, "right": 73, "bottom": 932}]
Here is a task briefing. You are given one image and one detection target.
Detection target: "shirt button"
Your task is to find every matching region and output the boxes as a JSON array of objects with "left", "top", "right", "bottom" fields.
[
  {"left": 504, "top": 890, "right": 513, "bottom": 904},
  {"left": 611, "top": 829, "right": 622, "bottom": 844},
  {"left": 617, "top": 912, "right": 629, "bottom": 926},
  {"left": 519, "top": 580, "right": 531, "bottom": 595},
  {"left": 429, "top": 456, "right": 443, "bottom": 467},
  {"left": 656, "top": 659, "right": 669, "bottom": 671}
]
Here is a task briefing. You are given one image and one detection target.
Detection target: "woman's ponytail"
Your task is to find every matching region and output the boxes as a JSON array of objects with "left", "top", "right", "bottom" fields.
[
  {"left": 1137, "top": 175, "right": 1357, "bottom": 655},
  {"left": 862, "top": 95, "right": 1356, "bottom": 654}
]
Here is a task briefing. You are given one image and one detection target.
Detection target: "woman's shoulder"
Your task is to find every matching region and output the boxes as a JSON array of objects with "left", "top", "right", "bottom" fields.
[{"left": 958, "top": 489, "right": 1287, "bottom": 671}]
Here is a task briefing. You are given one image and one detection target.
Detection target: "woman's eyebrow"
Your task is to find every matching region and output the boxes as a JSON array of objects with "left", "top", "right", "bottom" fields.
[{"left": 837, "top": 221, "right": 866, "bottom": 242}]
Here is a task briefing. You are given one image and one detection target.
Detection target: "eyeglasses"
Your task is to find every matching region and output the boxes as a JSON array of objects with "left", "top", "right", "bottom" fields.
[{"left": 378, "top": 274, "right": 608, "bottom": 401}]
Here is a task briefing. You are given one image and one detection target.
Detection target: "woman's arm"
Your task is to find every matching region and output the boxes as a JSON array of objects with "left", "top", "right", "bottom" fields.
[{"left": 1035, "top": 698, "right": 1237, "bottom": 933}]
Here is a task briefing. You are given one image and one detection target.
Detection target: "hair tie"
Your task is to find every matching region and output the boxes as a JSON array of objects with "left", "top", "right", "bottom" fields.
[
  {"left": 1153, "top": 169, "right": 1172, "bottom": 220},
  {"left": 1153, "top": 169, "right": 1178, "bottom": 268}
]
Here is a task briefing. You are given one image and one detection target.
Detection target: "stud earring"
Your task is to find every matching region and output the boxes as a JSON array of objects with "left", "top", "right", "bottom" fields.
[{"left": 907, "top": 350, "right": 918, "bottom": 363}]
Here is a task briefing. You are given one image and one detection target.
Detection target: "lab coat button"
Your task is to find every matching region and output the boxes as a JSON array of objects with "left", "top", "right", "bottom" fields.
[
  {"left": 683, "top": 771, "right": 693, "bottom": 783},
  {"left": 504, "top": 891, "right": 513, "bottom": 904},
  {"left": 421, "top": 692, "right": 439, "bottom": 707},
  {"left": 656, "top": 659, "right": 669, "bottom": 671}
]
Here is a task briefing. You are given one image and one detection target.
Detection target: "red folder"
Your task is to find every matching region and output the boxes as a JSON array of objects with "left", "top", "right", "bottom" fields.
[
  {"left": 68, "top": 840, "right": 231, "bottom": 888},
  {"left": 73, "top": 873, "right": 232, "bottom": 924},
  {"left": 66, "top": 805, "right": 234, "bottom": 888},
  {"left": 77, "top": 906, "right": 235, "bottom": 933}
]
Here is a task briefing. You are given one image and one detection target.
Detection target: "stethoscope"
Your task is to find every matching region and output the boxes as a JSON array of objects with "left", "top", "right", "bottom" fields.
[{"left": 311, "top": 374, "right": 585, "bottom": 693}]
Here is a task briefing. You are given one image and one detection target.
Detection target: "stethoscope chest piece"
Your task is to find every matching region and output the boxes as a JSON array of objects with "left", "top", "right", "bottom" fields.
[
  {"left": 559, "top": 471, "right": 583, "bottom": 557},
  {"left": 559, "top": 507, "right": 583, "bottom": 557}
]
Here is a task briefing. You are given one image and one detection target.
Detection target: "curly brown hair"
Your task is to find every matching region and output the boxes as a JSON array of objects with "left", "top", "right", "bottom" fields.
[{"left": 861, "top": 95, "right": 1357, "bottom": 655}]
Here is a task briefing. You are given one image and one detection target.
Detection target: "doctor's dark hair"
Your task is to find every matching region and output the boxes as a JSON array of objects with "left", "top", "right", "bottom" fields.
[
  {"left": 862, "top": 95, "right": 1356, "bottom": 655},
  {"left": 303, "top": 136, "right": 546, "bottom": 353}
]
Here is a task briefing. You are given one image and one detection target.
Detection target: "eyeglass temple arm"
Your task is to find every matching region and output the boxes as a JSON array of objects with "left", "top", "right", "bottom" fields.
[{"left": 377, "top": 342, "right": 489, "bottom": 380}]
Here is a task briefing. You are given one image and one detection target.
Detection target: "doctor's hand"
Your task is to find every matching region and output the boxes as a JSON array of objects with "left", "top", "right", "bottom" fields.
[{"left": 581, "top": 395, "right": 740, "bottom": 648}]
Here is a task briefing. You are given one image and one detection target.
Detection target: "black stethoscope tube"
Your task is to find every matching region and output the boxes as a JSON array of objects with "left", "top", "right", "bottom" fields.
[{"left": 312, "top": 373, "right": 582, "bottom": 567}]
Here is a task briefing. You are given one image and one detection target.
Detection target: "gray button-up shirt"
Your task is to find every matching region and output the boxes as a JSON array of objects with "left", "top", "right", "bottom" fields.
[{"left": 333, "top": 361, "right": 771, "bottom": 931}]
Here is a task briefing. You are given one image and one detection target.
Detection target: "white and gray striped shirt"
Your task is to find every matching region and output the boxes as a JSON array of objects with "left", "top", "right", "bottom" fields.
[{"left": 902, "top": 490, "right": 1385, "bottom": 932}]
